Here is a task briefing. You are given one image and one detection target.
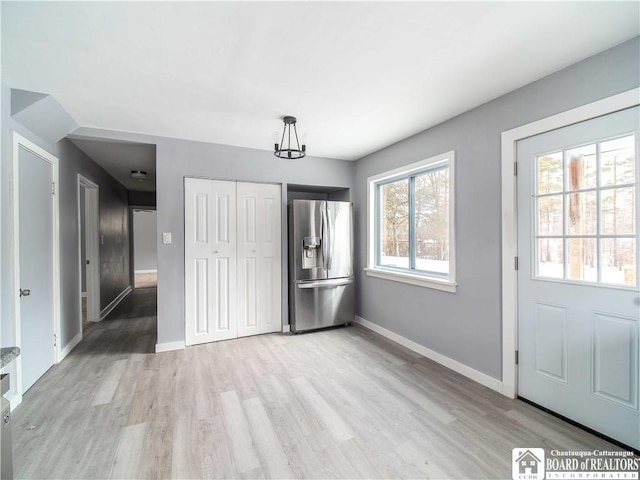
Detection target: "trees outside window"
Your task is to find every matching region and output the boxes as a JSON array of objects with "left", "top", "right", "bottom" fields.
[{"left": 373, "top": 153, "right": 455, "bottom": 283}]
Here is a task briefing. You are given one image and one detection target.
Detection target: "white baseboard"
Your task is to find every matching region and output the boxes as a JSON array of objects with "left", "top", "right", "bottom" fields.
[
  {"left": 59, "top": 331, "right": 82, "bottom": 361},
  {"left": 135, "top": 269, "right": 157, "bottom": 274},
  {"left": 155, "top": 341, "right": 185, "bottom": 353},
  {"left": 6, "top": 391, "right": 20, "bottom": 411},
  {"left": 282, "top": 324, "right": 291, "bottom": 333},
  {"left": 100, "top": 285, "right": 132, "bottom": 321},
  {"left": 354, "top": 316, "right": 503, "bottom": 393}
]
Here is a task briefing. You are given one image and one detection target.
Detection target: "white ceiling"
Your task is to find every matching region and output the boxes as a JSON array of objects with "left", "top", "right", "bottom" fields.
[{"left": 2, "top": 2, "right": 639, "bottom": 162}]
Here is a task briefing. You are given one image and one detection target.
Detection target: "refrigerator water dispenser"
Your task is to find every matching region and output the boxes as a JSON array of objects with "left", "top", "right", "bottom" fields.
[{"left": 302, "top": 236, "right": 323, "bottom": 269}]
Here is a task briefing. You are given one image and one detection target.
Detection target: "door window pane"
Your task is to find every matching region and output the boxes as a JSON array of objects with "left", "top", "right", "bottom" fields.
[
  {"left": 567, "top": 192, "right": 597, "bottom": 235},
  {"left": 537, "top": 153, "right": 563, "bottom": 194},
  {"left": 537, "top": 238, "right": 564, "bottom": 279},
  {"left": 415, "top": 169, "right": 449, "bottom": 275},
  {"left": 567, "top": 238, "right": 597, "bottom": 282},
  {"left": 601, "top": 187, "right": 636, "bottom": 235},
  {"left": 537, "top": 196, "right": 563, "bottom": 235},
  {"left": 601, "top": 238, "right": 636, "bottom": 286},
  {"left": 601, "top": 135, "right": 635, "bottom": 187},
  {"left": 532, "top": 133, "right": 637, "bottom": 287},
  {"left": 379, "top": 179, "right": 409, "bottom": 268},
  {"left": 566, "top": 144, "right": 597, "bottom": 191}
]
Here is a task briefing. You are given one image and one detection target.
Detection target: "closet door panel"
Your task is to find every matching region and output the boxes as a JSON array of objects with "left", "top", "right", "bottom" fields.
[
  {"left": 237, "top": 182, "right": 282, "bottom": 337},
  {"left": 185, "top": 178, "right": 237, "bottom": 345}
]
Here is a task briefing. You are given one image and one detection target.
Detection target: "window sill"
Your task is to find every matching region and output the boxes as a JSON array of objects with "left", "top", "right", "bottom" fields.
[{"left": 364, "top": 268, "right": 457, "bottom": 293}]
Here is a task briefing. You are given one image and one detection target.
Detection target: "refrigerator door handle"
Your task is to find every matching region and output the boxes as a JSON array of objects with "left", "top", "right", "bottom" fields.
[
  {"left": 321, "top": 207, "right": 329, "bottom": 271},
  {"left": 325, "top": 206, "right": 332, "bottom": 270},
  {"left": 297, "top": 278, "right": 354, "bottom": 289}
]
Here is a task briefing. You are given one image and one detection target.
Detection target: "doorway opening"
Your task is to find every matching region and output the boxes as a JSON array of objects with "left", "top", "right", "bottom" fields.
[
  {"left": 78, "top": 175, "right": 100, "bottom": 336},
  {"left": 132, "top": 209, "right": 157, "bottom": 289}
]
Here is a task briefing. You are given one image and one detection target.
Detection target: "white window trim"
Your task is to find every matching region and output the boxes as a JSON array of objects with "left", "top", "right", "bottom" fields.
[{"left": 366, "top": 150, "right": 456, "bottom": 293}]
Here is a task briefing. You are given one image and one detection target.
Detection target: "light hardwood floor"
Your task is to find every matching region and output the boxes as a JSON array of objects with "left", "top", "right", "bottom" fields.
[{"left": 13, "top": 288, "right": 628, "bottom": 479}]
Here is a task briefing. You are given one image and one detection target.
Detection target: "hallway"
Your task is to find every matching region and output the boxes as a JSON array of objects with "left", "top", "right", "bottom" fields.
[
  {"left": 11, "top": 288, "right": 628, "bottom": 479},
  {"left": 12, "top": 288, "right": 157, "bottom": 478}
]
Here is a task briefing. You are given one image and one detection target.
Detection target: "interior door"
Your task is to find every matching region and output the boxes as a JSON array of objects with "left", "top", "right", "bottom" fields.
[
  {"left": 185, "top": 178, "right": 237, "bottom": 345},
  {"left": 236, "top": 182, "right": 282, "bottom": 337},
  {"left": 18, "top": 145, "right": 56, "bottom": 393},
  {"left": 517, "top": 106, "right": 639, "bottom": 449}
]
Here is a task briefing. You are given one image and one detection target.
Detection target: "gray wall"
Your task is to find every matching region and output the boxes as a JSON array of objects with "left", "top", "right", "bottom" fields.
[
  {"left": 67, "top": 127, "right": 355, "bottom": 346},
  {"left": 133, "top": 210, "right": 157, "bottom": 272},
  {"left": 0, "top": 82, "right": 131, "bottom": 363},
  {"left": 155, "top": 138, "right": 354, "bottom": 345},
  {"left": 353, "top": 37, "right": 640, "bottom": 381}
]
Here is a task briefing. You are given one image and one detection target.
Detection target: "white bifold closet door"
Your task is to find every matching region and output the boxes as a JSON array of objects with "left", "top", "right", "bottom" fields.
[
  {"left": 185, "top": 178, "right": 238, "bottom": 345},
  {"left": 185, "top": 178, "right": 281, "bottom": 346},
  {"left": 236, "top": 182, "right": 282, "bottom": 337}
]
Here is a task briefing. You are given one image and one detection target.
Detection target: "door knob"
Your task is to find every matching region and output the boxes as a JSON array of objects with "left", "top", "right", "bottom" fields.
[
  {"left": 213, "top": 250, "right": 220, "bottom": 254},
  {"left": 20, "top": 288, "right": 31, "bottom": 297}
]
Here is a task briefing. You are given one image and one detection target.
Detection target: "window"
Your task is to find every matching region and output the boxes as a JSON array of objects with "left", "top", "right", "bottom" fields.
[
  {"left": 534, "top": 134, "right": 636, "bottom": 287},
  {"left": 366, "top": 151, "right": 456, "bottom": 292}
]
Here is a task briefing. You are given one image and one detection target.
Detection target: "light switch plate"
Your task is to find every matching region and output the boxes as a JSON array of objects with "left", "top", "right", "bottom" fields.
[{"left": 162, "top": 232, "right": 172, "bottom": 244}]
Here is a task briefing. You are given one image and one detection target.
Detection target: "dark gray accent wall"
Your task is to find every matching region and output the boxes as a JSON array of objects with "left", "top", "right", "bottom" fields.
[
  {"left": 353, "top": 37, "right": 640, "bottom": 381},
  {"left": 1, "top": 82, "right": 131, "bottom": 355},
  {"left": 129, "top": 190, "right": 156, "bottom": 207},
  {"left": 55, "top": 138, "right": 131, "bottom": 342}
]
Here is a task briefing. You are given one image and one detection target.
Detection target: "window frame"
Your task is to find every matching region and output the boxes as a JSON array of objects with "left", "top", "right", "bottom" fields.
[{"left": 366, "top": 151, "right": 456, "bottom": 293}]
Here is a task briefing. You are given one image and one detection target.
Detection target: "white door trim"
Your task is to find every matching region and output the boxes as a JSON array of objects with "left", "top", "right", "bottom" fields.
[
  {"left": 12, "top": 131, "right": 61, "bottom": 404},
  {"left": 77, "top": 174, "right": 101, "bottom": 328},
  {"left": 500, "top": 88, "right": 640, "bottom": 399}
]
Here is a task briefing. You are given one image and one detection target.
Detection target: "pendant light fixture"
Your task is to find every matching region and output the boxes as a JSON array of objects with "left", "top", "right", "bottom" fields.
[
  {"left": 130, "top": 170, "right": 147, "bottom": 182},
  {"left": 274, "top": 116, "right": 306, "bottom": 159}
]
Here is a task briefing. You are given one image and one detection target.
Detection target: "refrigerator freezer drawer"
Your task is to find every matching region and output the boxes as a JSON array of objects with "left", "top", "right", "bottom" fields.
[{"left": 291, "top": 279, "right": 355, "bottom": 333}]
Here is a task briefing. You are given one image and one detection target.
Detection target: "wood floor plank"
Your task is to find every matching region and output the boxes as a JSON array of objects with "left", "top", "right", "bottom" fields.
[
  {"left": 242, "top": 396, "right": 295, "bottom": 479},
  {"left": 220, "top": 390, "right": 261, "bottom": 473},
  {"left": 198, "top": 415, "right": 237, "bottom": 479},
  {"left": 370, "top": 366, "right": 458, "bottom": 424},
  {"left": 109, "top": 422, "right": 147, "bottom": 479},
  {"left": 91, "top": 358, "right": 128, "bottom": 406},
  {"left": 291, "top": 376, "right": 355, "bottom": 442}
]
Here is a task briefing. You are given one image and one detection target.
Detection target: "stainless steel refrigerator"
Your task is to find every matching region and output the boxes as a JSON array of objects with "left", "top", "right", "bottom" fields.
[{"left": 289, "top": 199, "right": 354, "bottom": 333}]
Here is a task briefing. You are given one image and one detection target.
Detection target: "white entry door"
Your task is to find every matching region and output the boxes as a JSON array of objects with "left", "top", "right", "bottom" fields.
[
  {"left": 16, "top": 140, "right": 57, "bottom": 393},
  {"left": 236, "top": 182, "right": 282, "bottom": 337},
  {"left": 185, "top": 178, "right": 237, "bottom": 345},
  {"left": 517, "top": 107, "right": 639, "bottom": 449}
]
